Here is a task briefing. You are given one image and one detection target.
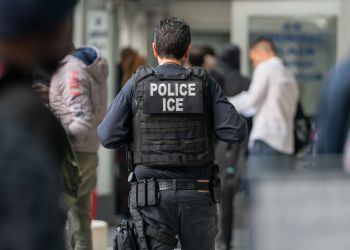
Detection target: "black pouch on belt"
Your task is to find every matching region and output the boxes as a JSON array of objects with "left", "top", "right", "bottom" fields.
[
  {"left": 129, "top": 179, "right": 159, "bottom": 208},
  {"left": 137, "top": 180, "right": 147, "bottom": 207},
  {"left": 147, "top": 179, "right": 159, "bottom": 206}
]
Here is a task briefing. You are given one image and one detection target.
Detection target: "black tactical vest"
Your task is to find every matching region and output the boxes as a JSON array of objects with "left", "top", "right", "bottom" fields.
[{"left": 132, "top": 66, "right": 215, "bottom": 167}]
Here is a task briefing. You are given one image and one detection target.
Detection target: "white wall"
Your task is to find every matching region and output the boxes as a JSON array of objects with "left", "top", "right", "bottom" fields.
[
  {"left": 117, "top": 1, "right": 232, "bottom": 60},
  {"left": 118, "top": 2, "right": 149, "bottom": 58},
  {"left": 169, "top": 1, "right": 231, "bottom": 32},
  {"left": 338, "top": 0, "right": 350, "bottom": 61}
]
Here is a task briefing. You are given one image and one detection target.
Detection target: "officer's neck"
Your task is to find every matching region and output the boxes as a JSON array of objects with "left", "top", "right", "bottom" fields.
[{"left": 157, "top": 57, "right": 184, "bottom": 66}]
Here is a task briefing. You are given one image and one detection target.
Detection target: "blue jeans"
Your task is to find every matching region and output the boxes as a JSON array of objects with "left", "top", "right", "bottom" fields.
[
  {"left": 250, "top": 140, "right": 285, "bottom": 156},
  {"left": 135, "top": 190, "right": 218, "bottom": 250}
]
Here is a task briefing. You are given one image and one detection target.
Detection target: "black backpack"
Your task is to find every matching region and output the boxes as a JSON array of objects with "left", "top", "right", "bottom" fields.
[{"left": 294, "top": 102, "right": 312, "bottom": 154}]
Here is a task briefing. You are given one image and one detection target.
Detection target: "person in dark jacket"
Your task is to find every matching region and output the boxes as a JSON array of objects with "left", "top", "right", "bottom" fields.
[
  {"left": 216, "top": 44, "right": 251, "bottom": 250},
  {"left": 0, "top": 0, "right": 78, "bottom": 249},
  {"left": 202, "top": 45, "right": 219, "bottom": 71},
  {"left": 317, "top": 58, "right": 350, "bottom": 154},
  {"left": 217, "top": 45, "right": 250, "bottom": 96},
  {"left": 189, "top": 46, "right": 225, "bottom": 87}
]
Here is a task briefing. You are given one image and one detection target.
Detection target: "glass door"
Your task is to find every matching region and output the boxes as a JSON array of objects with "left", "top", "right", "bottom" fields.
[
  {"left": 231, "top": 0, "right": 340, "bottom": 116},
  {"left": 249, "top": 16, "right": 337, "bottom": 115}
]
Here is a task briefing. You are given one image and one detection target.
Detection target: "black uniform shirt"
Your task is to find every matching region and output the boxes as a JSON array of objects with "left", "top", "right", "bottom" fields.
[{"left": 98, "top": 64, "right": 247, "bottom": 180}]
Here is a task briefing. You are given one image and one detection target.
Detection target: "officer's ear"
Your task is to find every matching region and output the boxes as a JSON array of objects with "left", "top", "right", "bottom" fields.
[
  {"left": 184, "top": 44, "right": 191, "bottom": 60},
  {"left": 152, "top": 42, "right": 159, "bottom": 59}
]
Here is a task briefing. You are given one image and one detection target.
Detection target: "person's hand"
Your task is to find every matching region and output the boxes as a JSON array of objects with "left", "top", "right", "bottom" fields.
[{"left": 33, "top": 83, "right": 50, "bottom": 104}]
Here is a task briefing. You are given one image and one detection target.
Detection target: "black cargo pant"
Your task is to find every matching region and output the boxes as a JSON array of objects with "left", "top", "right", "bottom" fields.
[{"left": 135, "top": 190, "right": 218, "bottom": 250}]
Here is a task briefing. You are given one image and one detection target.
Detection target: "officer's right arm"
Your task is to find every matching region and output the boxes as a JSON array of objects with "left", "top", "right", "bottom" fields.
[
  {"left": 210, "top": 77, "right": 248, "bottom": 144},
  {"left": 98, "top": 79, "right": 134, "bottom": 149}
]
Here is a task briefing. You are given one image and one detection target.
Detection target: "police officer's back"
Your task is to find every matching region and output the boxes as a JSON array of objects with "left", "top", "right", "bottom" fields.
[{"left": 99, "top": 17, "right": 247, "bottom": 250}]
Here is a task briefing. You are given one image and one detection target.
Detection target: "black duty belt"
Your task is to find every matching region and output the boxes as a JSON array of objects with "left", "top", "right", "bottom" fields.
[
  {"left": 129, "top": 178, "right": 220, "bottom": 209},
  {"left": 157, "top": 179, "right": 210, "bottom": 191}
]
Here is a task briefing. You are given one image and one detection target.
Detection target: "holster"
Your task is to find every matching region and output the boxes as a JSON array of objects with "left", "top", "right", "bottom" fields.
[
  {"left": 130, "top": 209, "right": 149, "bottom": 250},
  {"left": 118, "top": 179, "right": 160, "bottom": 250},
  {"left": 114, "top": 220, "right": 138, "bottom": 250},
  {"left": 126, "top": 178, "right": 178, "bottom": 249}
]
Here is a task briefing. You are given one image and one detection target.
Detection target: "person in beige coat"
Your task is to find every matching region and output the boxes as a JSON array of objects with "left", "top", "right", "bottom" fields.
[{"left": 50, "top": 45, "right": 108, "bottom": 250}]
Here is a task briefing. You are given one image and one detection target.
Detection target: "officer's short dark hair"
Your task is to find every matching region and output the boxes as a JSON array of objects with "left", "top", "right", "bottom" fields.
[
  {"left": 154, "top": 17, "right": 191, "bottom": 60},
  {"left": 189, "top": 46, "right": 205, "bottom": 67},
  {"left": 250, "top": 37, "right": 277, "bottom": 54}
]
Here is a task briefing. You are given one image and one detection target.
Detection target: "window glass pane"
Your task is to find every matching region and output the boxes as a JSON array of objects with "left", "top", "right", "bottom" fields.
[{"left": 249, "top": 16, "right": 337, "bottom": 116}]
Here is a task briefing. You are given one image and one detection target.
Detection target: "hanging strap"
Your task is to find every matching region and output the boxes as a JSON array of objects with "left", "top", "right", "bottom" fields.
[
  {"left": 130, "top": 209, "right": 149, "bottom": 250},
  {"left": 145, "top": 226, "right": 178, "bottom": 248}
]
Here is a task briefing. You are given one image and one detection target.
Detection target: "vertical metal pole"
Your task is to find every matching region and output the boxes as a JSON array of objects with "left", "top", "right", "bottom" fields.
[
  {"left": 95, "top": 0, "right": 118, "bottom": 221},
  {"left": 96, "top": 0, "right": 116, "bottom": 198},
  {"left": 73, "top": 0, "right": 86, "bottom": 47},
  {"left": 74, "top": 0, "right": 118, "bottom": 221}
]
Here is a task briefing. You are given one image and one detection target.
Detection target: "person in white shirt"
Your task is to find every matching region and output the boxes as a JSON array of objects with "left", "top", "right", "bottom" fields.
[{"left": 229, "top": 38, "right": 299, "bottom": 155}]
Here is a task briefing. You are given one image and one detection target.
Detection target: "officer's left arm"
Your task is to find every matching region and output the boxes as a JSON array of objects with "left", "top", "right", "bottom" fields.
[
  {"left": 98, "top": 79, "right": 134, "bottom": 149},
  {"left": 209, "top": 77, "right": 248, "bottom": 144}
]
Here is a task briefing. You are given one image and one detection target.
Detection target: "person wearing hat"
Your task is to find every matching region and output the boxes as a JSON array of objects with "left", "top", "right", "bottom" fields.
[{"left": 0, "top": 0, "right": 78, "bottom": 249}]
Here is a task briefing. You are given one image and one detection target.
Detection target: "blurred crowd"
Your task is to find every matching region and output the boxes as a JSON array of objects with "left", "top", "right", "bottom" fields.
[
  {"left": 0, "top": 0, "right": 349, "bottom": 250},
  {"left": 113, "top": 39, "right": 348, "bottom": 250}
]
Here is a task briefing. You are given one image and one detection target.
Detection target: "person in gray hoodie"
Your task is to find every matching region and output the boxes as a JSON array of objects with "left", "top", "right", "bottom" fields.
[{"left": 50, "top": 40, "right": 108, "bottom": 250}]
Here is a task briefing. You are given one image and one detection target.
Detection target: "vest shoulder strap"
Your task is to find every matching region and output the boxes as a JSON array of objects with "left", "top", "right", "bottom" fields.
[
  {"left": 133, "top": 66, "right": 155, "bottom": 83},
  {"left": 189, "top": 66, "right": 208, "bottom": 84},
  {"left": 190, "top": 67, "right": 213, "bottom": 116},
  {"left": 134, "top": 66, "right": 209, "bottom": 83}
]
